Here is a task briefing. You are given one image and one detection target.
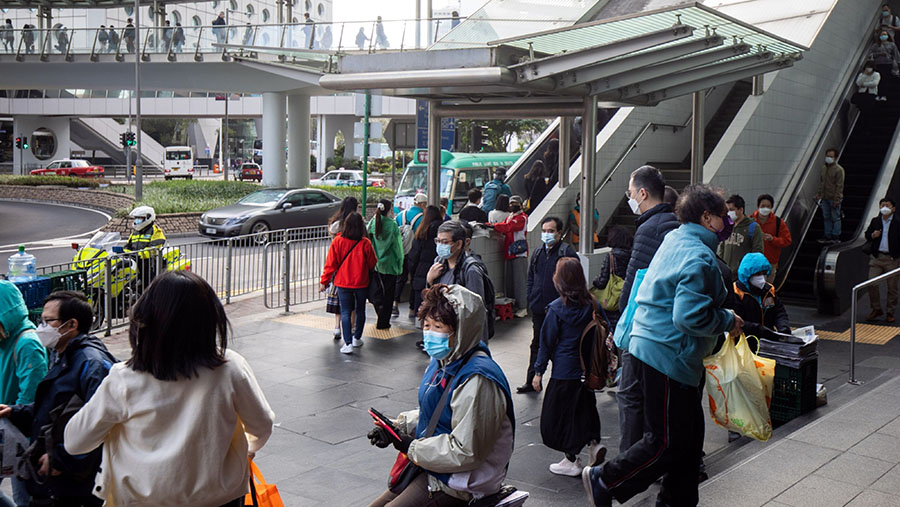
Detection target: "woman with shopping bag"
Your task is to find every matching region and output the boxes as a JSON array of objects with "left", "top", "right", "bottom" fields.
[
  {"left": 583, "top": 184, "right": 744, "bottom": 507},
  {"left": 63, "top": 271, "right": 275, "bottom": 506}
]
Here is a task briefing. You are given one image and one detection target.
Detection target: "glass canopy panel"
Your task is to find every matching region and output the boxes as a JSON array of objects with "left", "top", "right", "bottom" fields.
[
  {"left": 704, "top": 0, "right": 837, "bottom": 47},
  {"left": 430, "top": 0, "right": 595, "bottom": 50},
  {"left": 493, "top": 3, "right": 807, "bottom": 58}
]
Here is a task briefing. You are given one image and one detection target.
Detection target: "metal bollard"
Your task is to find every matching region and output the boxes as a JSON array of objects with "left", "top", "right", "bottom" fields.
[
  {"left": 104, "top": 258, "right": 112, "bottom": 337},
  {"left": 282, "top": 240, "right": 291, "bottom": 313},
  {"left": 225, "top": 238, "right": 233, "bottom": 304}
]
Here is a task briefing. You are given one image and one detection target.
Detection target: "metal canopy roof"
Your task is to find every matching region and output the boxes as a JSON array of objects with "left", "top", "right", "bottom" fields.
[
  {"left": 0, "top": 0, "right": 200, "bottom": 8},
  {"left": 317, "top": 2, "right": 806, "bottom": 107}
]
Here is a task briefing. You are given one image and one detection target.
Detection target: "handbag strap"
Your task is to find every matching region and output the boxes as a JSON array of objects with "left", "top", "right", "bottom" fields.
[
  {"left": 609, "top": 252, "right": 615, "bottom": 275},
  {"left": 423, "top": 350, "right": 483, "bottom": 437},
  {"left": 330, "top": 239, "right": 362, "bottom": 283}
]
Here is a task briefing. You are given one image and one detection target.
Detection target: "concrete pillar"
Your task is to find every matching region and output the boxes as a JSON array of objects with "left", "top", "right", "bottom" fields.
[
  {"left": 690, "top": 90, "right": 705, "bottom": 184},
  {"left": 427, "top": 99, "right": 440, "bottom": 207},
  {"left": 262, "top": 92, "right": 286, "bottom": 187},
  {"left": 315, "top": 115, "right": 326, "bottom": 173},
  {"left": 287, "top": 94, "right": 310, "bottom": 188},
  {"left": 580, "top": 96, "right": 597, "bottom": 255},
  {"left": 321, "top": 115, "right": 355, "bottom": 167}
]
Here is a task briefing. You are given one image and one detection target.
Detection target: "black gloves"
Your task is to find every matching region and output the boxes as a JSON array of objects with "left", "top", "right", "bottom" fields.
[{"left": 366, "top": 427, "right": 413, "bottom": 454}]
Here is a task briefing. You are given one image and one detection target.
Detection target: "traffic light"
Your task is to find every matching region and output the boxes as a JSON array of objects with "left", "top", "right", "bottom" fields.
[
  {"left": 21, "top": 137, "right": 27, "bottom": 150},
  {"left": 120, "top": 132, "right": 128, "bottom": 148},
  {"left": 15, "top": 137, "right": 21, "bottom": 149},
  {"left": 126, "top": 131, "right": 136, "bottom": 146},
  {"left": 471, "top": 125, "right": 489, "bottom": 152}
]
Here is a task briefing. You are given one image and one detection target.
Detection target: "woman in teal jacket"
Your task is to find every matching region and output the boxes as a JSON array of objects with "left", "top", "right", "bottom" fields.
[
  {"left": 0, "top": 280, "right": 49, "bottom": 507},
  {"left": 368, "top": 199, "right": 404, "bottom": 329},
  {"left": 583, "top": 184, "right": 744, "bottom": 507}
]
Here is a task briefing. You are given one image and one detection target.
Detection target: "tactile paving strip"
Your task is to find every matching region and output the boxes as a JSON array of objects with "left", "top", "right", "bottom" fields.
[
  {"left": 816, "top": 324, "right": 899, "bottom": 345},
  {"left": 275, "top": 313, "right": 417, "bottom": 340}
]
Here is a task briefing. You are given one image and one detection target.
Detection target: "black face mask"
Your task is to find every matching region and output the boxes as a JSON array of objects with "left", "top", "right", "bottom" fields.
[{"left": 510, "top": 204, "right": 522, "bottom": 213}]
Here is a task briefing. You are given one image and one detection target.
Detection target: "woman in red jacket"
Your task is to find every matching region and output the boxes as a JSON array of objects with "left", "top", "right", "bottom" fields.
[{"left": 320, "top": 213, "right": 377, "bottom": 354}]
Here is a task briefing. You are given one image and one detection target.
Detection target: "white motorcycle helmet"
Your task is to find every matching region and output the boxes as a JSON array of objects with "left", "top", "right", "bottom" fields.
[{"left": 128, "top": 205, "right": 156, "bottom": 232}]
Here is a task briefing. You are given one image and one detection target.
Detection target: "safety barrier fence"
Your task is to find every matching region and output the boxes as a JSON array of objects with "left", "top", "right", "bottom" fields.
[
  {"left": 32, "top": 224, "right": 329, "bottom": 334},
  {"left": 848, "top": 265, "right": 900, "bottom": 385}
]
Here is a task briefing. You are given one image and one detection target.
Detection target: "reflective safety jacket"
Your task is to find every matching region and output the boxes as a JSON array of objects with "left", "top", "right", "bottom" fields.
[{"left": 124, "top": 223, "right": 166, "bottom": 258}]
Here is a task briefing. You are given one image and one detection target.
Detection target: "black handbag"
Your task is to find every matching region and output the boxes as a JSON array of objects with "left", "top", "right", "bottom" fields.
[{"left": 862, "top": 238, "right": 875, "bottom": 256}]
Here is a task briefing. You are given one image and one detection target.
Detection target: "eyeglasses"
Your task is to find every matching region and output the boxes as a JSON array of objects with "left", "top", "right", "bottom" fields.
[
  {"left": 435, "top": 239, "right": 455, "bottom": 246},
  {"left": 40, "top": 318, "right": 61, "bottom": 326},
  {"left": 624, "top": 190, "right": 632, "bottom": 200}
]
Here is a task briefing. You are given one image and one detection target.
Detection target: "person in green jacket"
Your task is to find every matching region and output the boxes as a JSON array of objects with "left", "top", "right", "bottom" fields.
[
  {"left": 368, "top": 199, "right": 404, "bottom": 330},
  {"left": 0, "top": 280, "right": 49, "bottom": 507},
  {"left": 718, "top": 194, "right": 764, "bottom": 274}
]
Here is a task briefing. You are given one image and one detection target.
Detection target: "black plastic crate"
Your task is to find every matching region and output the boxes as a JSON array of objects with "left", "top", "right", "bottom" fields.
[
  {"left": 770, "top": 358, "right": 817, "bottom": 427},
  {"left": 13, "top": 277, "right": 51, "bottom": 309},
  {"left": 47, "top": 270, "right": 88, "bottom": 294}
]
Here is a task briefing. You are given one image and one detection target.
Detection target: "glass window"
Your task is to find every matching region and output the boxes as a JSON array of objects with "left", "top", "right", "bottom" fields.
[
  {"left": 304, "top": 192, "right": 330, "bottom": 205},
  {"left": 317, "top": 3, "right": 325, "bottom": 16},
  {"left": 192, "top": 15, "right": 202, "bottom": 27},
  {"left": 124, "top": 6, "right": 133, "bottom": 16},
  {"left": 262, "top": 9, "right": 269, "bottom": 22},
  {"left": 211, "top": 0, "right": 219, "bottom": 9},
  {"left": 31, "top": 127, "right": 57, "bottom": 161},
  {"left": 171, "top": 10, "right": 182, "bottom": 24},
  {"left": 239, "top": 189, "right": 288, "bottom": 204},
  {"left": 286, "top": 192, "right": 305, "bottom": 205},
  {"left": 454, "top": 169, "right": 489, "bottom": 198},
  {"left": 166, "top": 150, "right": 192, "bottom": 160},
  {"left": 229, "top": 0, "right": 238, "bottom": 12},
  {"left": 246, "top": 4, "right": 254, "bottom": 16},
  {"left": 397, "top": 167, "right": 453, "bottom": 196},
  {"left": 147, "top": 6, "right": 155, "bottom": 20},
  {"left": 292, "top": 17, "right": 298, "bottom": 23}
]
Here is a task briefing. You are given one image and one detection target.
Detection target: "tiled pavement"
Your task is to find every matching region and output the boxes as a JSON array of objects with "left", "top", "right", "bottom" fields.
[{"left": 89, "top": 295, "right": 900, "bottom": 506}]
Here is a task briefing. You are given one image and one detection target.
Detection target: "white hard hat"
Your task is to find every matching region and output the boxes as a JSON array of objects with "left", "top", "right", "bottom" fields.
[{"left": 128, "top": 205, "right": 156, "bottom": 231}]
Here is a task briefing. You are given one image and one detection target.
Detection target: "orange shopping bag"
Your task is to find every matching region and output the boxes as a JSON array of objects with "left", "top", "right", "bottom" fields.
[{"left": 244, "top": 460, "right": 285, "bottom": 507}]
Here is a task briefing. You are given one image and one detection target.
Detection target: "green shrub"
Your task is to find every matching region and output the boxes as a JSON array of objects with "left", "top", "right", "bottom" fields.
[
  {"left": 308, "top": 185, "right": 394, "bottom": 204},
  {"left": 0, "top": 175, "right": 111, "bottom": 188},
  {"left": 121, "top": 180, "right": 261, "bottom": 215}
]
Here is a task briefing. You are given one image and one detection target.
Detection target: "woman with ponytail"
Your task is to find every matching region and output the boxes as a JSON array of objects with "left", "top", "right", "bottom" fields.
[{"left": 367, "top": 199, "right": 404, "bottom": 329}]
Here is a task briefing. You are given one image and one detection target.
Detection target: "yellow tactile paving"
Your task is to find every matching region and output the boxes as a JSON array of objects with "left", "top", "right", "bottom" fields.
[
  {"left": 816, "top": 324, "right": 899, "bottom": 345},
  {"left": 275, "top": 313, "right": 417, "bottom": 340}
]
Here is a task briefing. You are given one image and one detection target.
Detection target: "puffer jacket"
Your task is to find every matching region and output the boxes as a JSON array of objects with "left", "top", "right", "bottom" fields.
[
  {"left": 0, "top": 281, "right": 48, "bottom": 405},
  {"left": 526, "top": 240, "right": 578, "bottom": 313},
  {"left": 733, "top": 251, "right": 790, "bottom": 338},
  {"left": 492, "top": 211, "right": 528, "bottom": 260},
  {"left": 618, "top": 203, "right": 679, "bottom": 311},
  {"left": 592, "top": 247, "right": 630, "bottom": 291},
  {"left": 396, "top": 285, "right": 514, "bottom": 502}
]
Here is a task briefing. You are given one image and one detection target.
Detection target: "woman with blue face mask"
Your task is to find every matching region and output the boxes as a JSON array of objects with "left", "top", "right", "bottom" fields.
[
  {"left": 869, "top": 29, "right": 900, "bottom": 85},
  {"left": 367, "top": 284, "right": 516, "bottom": 506}
]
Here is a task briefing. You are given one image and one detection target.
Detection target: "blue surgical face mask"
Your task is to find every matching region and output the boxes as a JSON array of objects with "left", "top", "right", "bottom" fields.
[
  {"left": 133, "top": 218, "right": 144, "bottom": 228},
  {"left": 436, "top": 243, "right": 453, "bottom": 260},
  {"left": 423, "top": 330, "right": 452, "bottom": 360},
  {"left": 541, "top": 232, "right": 557, "bottom": 245},
  {"left": 882, "top": 34, "right": 889, "bottom": 41}
]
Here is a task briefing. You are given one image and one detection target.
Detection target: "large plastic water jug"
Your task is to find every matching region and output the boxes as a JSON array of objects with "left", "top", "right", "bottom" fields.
[{"left": 7, "top": 245, "right": 36, "bottom": 282}]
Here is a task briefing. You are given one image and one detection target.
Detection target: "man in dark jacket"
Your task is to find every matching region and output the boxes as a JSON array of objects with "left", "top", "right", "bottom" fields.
[
  {"left": 0, "top": 291, "right": 116, "bottom": 507},
  {"left": 617, "top": 165, "right": 679, "bottom": 453},
  {"left": 865, "top": 197, "right": 900, "bottom": 322},
  {"left": 519, "top": 216, "right": 578, "bottom": 393},
  {"left": 459, "top": 188, "right": 489, "bottom": 223}
]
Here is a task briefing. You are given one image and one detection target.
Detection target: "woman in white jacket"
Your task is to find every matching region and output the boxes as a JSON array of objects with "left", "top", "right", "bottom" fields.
[
  {"left": 63, "top": 271, "right": 275, "bottom": 507},
  {"left": 856, "top": 61, "right": 883, "bottom": 101}
]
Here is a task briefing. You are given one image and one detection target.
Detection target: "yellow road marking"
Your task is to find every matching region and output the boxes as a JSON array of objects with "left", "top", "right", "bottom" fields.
[
  {"left": 275, "top": 313, "right": 417, "bottom": 340},
  {"left": 816, "top": 324, "right": 898, "bottom": 345}
]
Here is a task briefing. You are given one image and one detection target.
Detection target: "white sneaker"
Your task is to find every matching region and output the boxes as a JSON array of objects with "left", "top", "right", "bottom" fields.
[
  {"left": 339, "top": 344, "right": 353, "bottom": 354},
  {"left": 588, "top": 441, "right": 607, "bottom": 467},
  {"left": 549, "top": 457, "right": 583, "bottom": 477},
  {"left": 352, "top": 338, "right": 364, "bottom": 348},
  {"left": 333, "top": 328, "right": 341, "bottom": 340},
  {"left": 514, "top": 308, "right": 528, "bottom": 318}
]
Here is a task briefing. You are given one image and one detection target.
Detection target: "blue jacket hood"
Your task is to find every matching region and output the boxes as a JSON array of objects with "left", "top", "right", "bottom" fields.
[
  {"left": 0, "top": 280, "right": 34, "bottom": 340},
  {"left": 551, "top": 298, "right": 593, "bottom": 324},
  {"left": 737, "top": 252, "right": 771, "bottom": 287}
]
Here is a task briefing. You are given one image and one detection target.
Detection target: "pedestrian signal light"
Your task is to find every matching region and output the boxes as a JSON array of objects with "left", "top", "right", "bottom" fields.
[
  {"left": 15, "top": 137, "right": 21, "bottom": 149},
  {"left": 21, "top": 137, "right": 27, "bottom": 150},
  {"left": 120, "top": 133, "right": 128, "bottom": 148},
  {"left": 126, "top": 131, "right": 137, "bottom": 146}
]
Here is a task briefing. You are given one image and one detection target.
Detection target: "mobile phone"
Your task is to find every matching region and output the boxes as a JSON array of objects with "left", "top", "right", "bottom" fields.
[{"left": 368, "top": 408, "right": 401, "bottom": 441}]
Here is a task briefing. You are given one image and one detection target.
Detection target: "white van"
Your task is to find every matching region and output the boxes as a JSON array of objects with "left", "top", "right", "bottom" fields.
[{"left": 163, "top": 146, "right": 194, "bottom": 180}]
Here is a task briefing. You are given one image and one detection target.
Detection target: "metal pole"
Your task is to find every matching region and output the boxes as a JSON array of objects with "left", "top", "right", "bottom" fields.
[
  {"left": 219, "top": 119, "right": 224, "bottom": 176},
  {"left": 558, "top": 116, "right": 571, "bottom": 188},
  {"left": 125, "top": 115, "right": 132, "bottom": 182},
  {"left": 282, "top": 240, "right": 290, "bottom": 313},
  {"left": 135, "top": 0, "right": 143, "bottom": 201},
  {"left": 752, "top": 74, "right": 765, "bottom": 96},
  {"left": 690, "top": 90, "right": 705, "bottom": 184},
  {"left": 104, "top": 258, "right": 112, "bottom": 336},
  {"left": 362, "top": 93, "right": 370, "bottom": 216},
  {"left": 427, "top": 100, "right": 441, "bottom": 207},
  {"left": 224, "top": 94, "right": 230, "bottom": 180},
  {"left": 225, "top": 238, "right": 233, "bottom": 304},
  {"left": 850, "top": 285, "right": 859, "bottom": 384},
  {"left": 579, "top": 96, "right": 597, "bottom": 255},
  {"left": 415, "top": 0, "right": 421, "bottom": 48},
  {"left": 426, "top": 0, "right": 433, "bottom": 46}
]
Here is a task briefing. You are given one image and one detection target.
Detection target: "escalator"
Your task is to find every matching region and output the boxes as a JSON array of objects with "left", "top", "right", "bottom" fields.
[{"left": 779, "top": 78, "right": 900, "bottom": 306}]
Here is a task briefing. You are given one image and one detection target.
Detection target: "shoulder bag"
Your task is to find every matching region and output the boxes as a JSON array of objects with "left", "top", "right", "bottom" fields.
[{"left": 325, "top": 239, "right": 362, "bottom": 314}]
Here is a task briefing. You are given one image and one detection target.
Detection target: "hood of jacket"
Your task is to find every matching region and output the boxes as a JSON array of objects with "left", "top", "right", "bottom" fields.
[
  {"left": 737, "top": 252, "right": 771, "bottom": 287},
  {"left": 552, "top": 298, "right": 594, "bottom": 326},
  {"left": 442, "top": 284, "right": 486, "bottom": 364},
  {"left": 0, "top": 280, "right": 34, "bottom": 341},
  {"left": 635, "top": 202, "right": 674, "bottom": 227}
]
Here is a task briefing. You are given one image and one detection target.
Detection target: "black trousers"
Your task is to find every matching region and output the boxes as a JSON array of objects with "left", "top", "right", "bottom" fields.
[
  {"left": 375, "top": 273, "right": 399, "bottom": 328},
  {"left": 600, "top": 355, "right": 704, "bottom": 507},
  {"left": 526, "top": 310, "right": 546, "bottom": 384},
  {"left": 395, "top": 258, "right": 409, "bottom": 305}
]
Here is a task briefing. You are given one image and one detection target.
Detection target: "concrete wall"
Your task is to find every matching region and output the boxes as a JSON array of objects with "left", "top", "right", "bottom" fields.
[{"left": 705, "top": 0, "right": 880, "bottom": 208}]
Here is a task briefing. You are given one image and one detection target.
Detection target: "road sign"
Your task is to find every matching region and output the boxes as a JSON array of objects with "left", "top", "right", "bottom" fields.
[
  {"left": 354, "top": 121, "right": 383, "bottom": 139},
  {"left": 384, "top": 120, "right": 416, "bottom": 151},
  {"left": 415, "top": 100, "right": 455, "bottom": 151}
]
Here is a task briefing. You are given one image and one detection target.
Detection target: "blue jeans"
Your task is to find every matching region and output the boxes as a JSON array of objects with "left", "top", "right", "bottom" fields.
[
  {"left": 337, "top": 287, "right": 367, "bottom": 345},
  {"left": 0, "top": 477, "right": 30, "bottom": 507},
  {"left": 821, "top": 199, "right": 841, "bottom": 239}
]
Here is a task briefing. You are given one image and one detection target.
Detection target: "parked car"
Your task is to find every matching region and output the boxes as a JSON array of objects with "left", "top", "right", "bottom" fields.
[
  {"left": 236, "top": 163, "right": 262, "bottom": 182},
  {"left": 310, "top": 169, "right": 386, "bottom": 188},
  {"left": 30, "top": 159, "right": 104, "bottom": 177},
  {"left": 198, "top": 188, "right": 340, "bottom": 238}
]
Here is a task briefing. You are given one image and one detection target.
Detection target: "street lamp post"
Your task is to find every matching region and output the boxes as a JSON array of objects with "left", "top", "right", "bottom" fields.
[{"left": 134, "top": 0, "right": 143, "bottom": 201}]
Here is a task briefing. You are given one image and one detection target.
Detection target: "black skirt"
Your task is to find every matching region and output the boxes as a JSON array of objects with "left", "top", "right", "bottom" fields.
[{"left": 540, "top": 378, "right": 602, "bottom": 455}]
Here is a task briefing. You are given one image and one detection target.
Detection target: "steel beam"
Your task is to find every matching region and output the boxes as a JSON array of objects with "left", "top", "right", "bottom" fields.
[
  {"left": 558, "top": 36, "right": 725, "bottom": 89},
  {"left": 590, "top": 43, "right": 754, "bottom": 95},
  {"left": 598, "top": 51, "right": 776, "bottom": 100},
  {"left": 427, "top": 100, "right": 441, "bottom": 207},
  {"left": 579, "top": 96, "right": 597, "bottom": 255},
  {"left": 690, "top": 90, "right": 704, "bottom": 184},
  {"left": 319, "top": 67, "right": 517, "bottom": 91},
  {"left": 511, "top": 25, "right": 694, "bottom": 82},
  {"left": 431, "top": 102, "right": 584, "bottom": 119}
]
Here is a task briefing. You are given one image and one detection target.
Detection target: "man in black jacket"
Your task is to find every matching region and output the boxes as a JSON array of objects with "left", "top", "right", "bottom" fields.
[
  {"left": 459, "top": 188, "right": 489, "bottom": 223},
  {"left": 617, "top": 165, "right": 679, "bottom": 452},
  {"left": 519, "top": 217, "right": 578, "bottom": 393},
  {"left": 0, "top": 291, "right": 116, "bottom": 507},
  {"left": 865, "top": 197, "right": 900, "bottom": 322}
]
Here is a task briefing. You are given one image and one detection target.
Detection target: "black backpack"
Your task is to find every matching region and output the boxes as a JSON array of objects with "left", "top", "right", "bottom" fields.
[{"left": 459, "top": 254, "right": 496, "bottom": 338}]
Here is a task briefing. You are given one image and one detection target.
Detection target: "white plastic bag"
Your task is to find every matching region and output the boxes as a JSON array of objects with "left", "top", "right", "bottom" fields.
[{"left": 704, "top": 334, "right": 776, "bottom": 441}]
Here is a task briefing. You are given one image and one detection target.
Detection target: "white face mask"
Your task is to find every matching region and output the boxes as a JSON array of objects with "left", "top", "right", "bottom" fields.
[
  {"left": 627, "top": 190, "right": 645, "bottom": 215},
  {"left": 749, "top": 275, "right": 767, "bottom": 289},
  {"left": 35, "top": 322, "right": 67, "bottom": 349},
  {"left": 882, "top": 206, "right": 893, "bottom": 216},
  {"left": 727, "top": 210, "right": 738, "bottom": 222},
  {"left": 824, "top": 156, "right": 835, "bottom": 165},
  {"left": 758, "top": 207, "right": 772, "bottom": 217}
]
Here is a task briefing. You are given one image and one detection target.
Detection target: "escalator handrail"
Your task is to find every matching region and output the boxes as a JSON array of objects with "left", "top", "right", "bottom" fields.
[
  {"left": 593, "top": 87, "right": 716, "bottom": 199},
  {"left": 774, "top": 12, "right": 880, "bottom": 292}
]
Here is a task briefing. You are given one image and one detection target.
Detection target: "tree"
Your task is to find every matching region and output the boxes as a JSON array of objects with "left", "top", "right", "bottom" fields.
[{"left": 455, "top": 119, "right": 550, "bottom": 152}]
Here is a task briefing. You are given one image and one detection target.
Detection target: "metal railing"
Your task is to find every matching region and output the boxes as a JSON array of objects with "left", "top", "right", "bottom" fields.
[
  {"left": 849, "top": 266, "right": 900, "bottom": 384},
  {"left": 33, "top": 224, "right": 329, "bottom": 334}
]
